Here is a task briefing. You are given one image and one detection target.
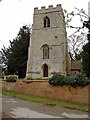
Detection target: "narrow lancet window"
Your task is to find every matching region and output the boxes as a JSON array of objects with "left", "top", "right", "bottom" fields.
[
  {"left": 44, "top": 16, "right": 50, "bottom": 27},
  {"left": 43, "top": 45, "right": 49, "bottom": 59}
]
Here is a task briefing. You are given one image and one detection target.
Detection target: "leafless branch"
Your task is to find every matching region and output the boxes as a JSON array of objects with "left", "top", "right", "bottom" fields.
[
  {"left": 68, "top": 27, "right": 82, "bottom": 38},
  {"left": 75, "top": 7, "right": 89, "bottom": 18}
]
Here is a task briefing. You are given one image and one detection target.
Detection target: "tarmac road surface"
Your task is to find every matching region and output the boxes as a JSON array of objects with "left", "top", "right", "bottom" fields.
[{"left": 1, "top": 94, "right": 89, "bottom": 119}]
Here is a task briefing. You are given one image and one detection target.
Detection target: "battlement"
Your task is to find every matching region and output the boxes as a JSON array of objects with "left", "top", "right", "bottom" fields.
[{"left": 34, "top": 4, "right": 63, "bottom": 14}]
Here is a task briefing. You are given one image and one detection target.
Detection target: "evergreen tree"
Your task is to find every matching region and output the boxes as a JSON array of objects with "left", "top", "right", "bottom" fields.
[
  {"left": 1, "top": 25, "right": 30, "bottom": 78},
  {"left": 82, "top": 42, "right": 90, "bottom": 77},
  {"left": 82, "top": 19, "right": 90, "bottom": 78}
]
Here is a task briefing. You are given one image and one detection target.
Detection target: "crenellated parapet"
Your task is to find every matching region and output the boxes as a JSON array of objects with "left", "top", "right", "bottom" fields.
[{"left": 34, "top": 4, "right": 63, "bottom": 14}]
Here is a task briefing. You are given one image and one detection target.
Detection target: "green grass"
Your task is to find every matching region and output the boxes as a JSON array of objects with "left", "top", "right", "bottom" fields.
[
  {"left": 2, "top": 90, "right": 89, "bottom": 111},
  {"left": 0, "top": 90, "right": 2, "bottom": 94}
]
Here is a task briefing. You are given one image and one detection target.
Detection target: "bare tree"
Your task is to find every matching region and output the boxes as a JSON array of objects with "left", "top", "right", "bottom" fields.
[
  {"left": 64, "top": 8, "right": 89, "bottom": 59},
  {"left": 68, "top": 33, "right": 87, "bottom": 59}
]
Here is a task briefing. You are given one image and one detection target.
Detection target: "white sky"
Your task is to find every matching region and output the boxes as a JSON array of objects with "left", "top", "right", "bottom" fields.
[{"left": 0, "top": 0, "right": 89, "bottom": 49}]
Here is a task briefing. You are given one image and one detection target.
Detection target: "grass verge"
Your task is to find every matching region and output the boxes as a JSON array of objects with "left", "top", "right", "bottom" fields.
[{"left": 2, "top": 90, "right": 89, "bottom": 112}]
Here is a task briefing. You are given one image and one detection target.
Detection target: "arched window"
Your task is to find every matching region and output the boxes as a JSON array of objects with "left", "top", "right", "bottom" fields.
[
  {"left": 44, "top": 16, "right": 50, "bottom": 27},
  {"left": 43, "top": 45, "right": 49, "bottom": 59}
]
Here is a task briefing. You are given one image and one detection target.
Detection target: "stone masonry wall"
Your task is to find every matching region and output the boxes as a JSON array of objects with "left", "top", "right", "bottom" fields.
[
  {"left": 26, "top": 4, "right": 68, "bottom": 78},
  {"left": 2, "top": 80, "right": 89, "bottom": 104}
]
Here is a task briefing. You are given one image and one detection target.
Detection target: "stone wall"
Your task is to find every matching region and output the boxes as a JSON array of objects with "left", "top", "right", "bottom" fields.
[{"left": 2, "top": 80, "right": 89, "bottom": 104}]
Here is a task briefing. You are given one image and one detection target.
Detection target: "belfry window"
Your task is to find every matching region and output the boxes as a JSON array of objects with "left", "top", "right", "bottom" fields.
[
  {"left": 43, "top": 46, "right": 49, "bottom": 59},
  {"left": 44, "top": 16, "right": 50, "bottom": 27}
]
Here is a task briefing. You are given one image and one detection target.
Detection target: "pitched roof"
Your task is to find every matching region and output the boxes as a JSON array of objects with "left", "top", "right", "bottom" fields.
[{"left": 71, "top": 60, "right": 82, "bottom": 70}]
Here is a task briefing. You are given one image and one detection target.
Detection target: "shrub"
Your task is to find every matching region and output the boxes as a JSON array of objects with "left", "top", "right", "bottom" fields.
[
  {"left": 6, "top": 75, "right": 17, "bottom": 82},
  {"left": 25, "top": 77, "right": 34, "bottom": 80},
  {"left": 72, "top": 73, "right": 90, "bottom": 87},
  {"left": 63, "top": 76, "right": 75, "bottom": 86},
  {"left": 49, "top": 73, "right": 65, "bottom": 86},
  {"left": 49, "top": 72, "right": 90, "bottom": 87}
]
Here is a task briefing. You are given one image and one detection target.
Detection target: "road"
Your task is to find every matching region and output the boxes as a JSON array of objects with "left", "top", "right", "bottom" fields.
[{"left": 1, "top": 95, "right": 88, "bottom": 119}]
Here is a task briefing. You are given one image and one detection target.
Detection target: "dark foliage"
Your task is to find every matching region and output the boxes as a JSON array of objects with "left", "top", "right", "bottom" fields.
[
  {"left": 72, "top": 73, "right": 90, "bottom": 87},
  {"left": 82, "top": 18, "right": 90, "bottom": 78},
  {"left": 6, "top": 76, "right": 17, "bottom": 82},
  {"left": 82, "top": 42, "right": 90, "bottom": 78},
  {"left": 49, "top": 73, "right": 90, "bottom": 87},
  {"left": 49, "top": 73, "right": 65, "bottom": 86},
  {"left": 1, "top": 25, "right": 30, "bottom": 78}
]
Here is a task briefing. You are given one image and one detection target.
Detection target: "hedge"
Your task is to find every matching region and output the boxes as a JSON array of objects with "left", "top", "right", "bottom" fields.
[{"left": 49, "top": 73, "right": 90, "bottom": 87}]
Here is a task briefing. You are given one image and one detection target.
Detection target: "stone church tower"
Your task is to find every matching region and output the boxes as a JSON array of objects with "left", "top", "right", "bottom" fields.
[{"left": 26, "top": 4, "right": 69, "bottom": 78}]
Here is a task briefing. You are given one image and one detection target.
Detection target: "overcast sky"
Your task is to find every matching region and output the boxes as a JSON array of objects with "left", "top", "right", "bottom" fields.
[{"left": 0, "top": 0, "right": 89, "bottom": 49}]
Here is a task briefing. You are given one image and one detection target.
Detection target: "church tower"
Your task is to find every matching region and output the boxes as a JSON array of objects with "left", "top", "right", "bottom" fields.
[{"left": 26, "top": 4, "right": 68, "bottom": 78}]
